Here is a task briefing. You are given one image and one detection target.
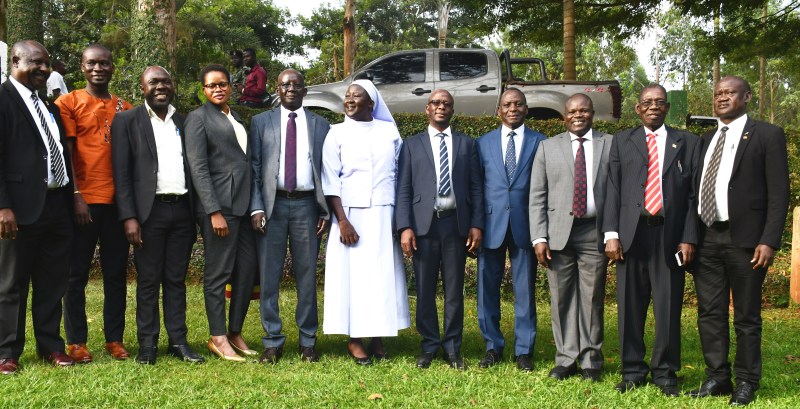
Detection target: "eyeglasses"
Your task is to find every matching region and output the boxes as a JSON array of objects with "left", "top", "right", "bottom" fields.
[
  {"left": 639, "top": 99, "right": 668, "bottom": 108},
  {"left": 203, "top": 81, "right": 230, "bottom": 90},
  {"left": 279, "top": 82, "right": 305, "bottom": 90},
  {"left": 428, "top": 99, "right": 453, "bottom": 108}
]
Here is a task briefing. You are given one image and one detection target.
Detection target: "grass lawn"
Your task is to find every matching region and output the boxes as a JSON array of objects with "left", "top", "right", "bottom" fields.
[{"left": 2, "top": 281, "right": 799, "bottom": 408}]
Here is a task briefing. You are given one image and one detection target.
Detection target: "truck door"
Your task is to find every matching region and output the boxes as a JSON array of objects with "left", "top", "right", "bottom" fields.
[
  {"left": 367, "top": 50, "right": 434, "bottom": 114},
  {"left": 434, "top": 50, "right": 500, "bottom": 116}
]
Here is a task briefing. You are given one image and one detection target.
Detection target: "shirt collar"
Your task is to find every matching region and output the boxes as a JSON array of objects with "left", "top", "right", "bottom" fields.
[
  {"left": 569, "top": 130, "right": 593, "bottom": 141},
  {"left": 428, "top": 125, "right": 452, "bottom": 138},
  {"left": 502, "top": 124, "right": 525, "bottom": 138},
  {"left": 280, "top": 105, "right": 306, "bottom": 119},
  {"left": 643, "top": 123, "right": 667, "bottom": 138},
  {"left": 144, "top": 101, "right": 176, "bottom": 123},
  {"left": 717, "top": 114, "right": 747, "bottom": 135}
]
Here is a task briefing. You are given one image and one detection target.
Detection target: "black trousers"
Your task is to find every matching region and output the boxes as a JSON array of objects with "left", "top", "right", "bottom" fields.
[
  {"left": 0, "top": 187, "right": 73, "bottom": 359},
  {"left": 63, "top": 203, "right": 130, "bottom": 344},
  {"left": 134, "top": 197, "right": 195, "bottom": 347},
  {"left": 413, "top": 213, "right": 467, "bottom": 354},
  {"left": 694, "top": 222, "right": 766, "bottom": 386}
]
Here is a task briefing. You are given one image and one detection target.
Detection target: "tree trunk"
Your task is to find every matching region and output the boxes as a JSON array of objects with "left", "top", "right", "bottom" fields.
[
  {"left": 126, "top": 0, "right": 175, "bottom": 100},
  {"left": 0, "top": 0, "right": 7, "bottom": 42},
  {"left": 563, "top": 0, "right": 576, "bottom": 80},
  {"left": 712, "top": 4, "right": 720, "bottom": 84},
  {"left": 6, "top": 0, "right": 43, "bottom": 45},
  {"left": 343, "top": 0, "right": 356, "bottom": 77},
  {"left": 758, "top": 2, "right": 767, "bottom": 120},
  {"left": 437, "top": 1, "right": 450, "bottom": 49}
]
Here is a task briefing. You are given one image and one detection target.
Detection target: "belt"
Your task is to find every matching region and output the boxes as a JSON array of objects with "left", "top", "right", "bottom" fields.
[
  {"left": 276, "top": 190, "right": 315, "bottom": 199},
  {"left": 640, "top": 215, "right": 664, "bottom": 226},
  {"left": 155, "top": 194, "right": 186, "bottom": 203},
  {"left": 709, "top": 221, "right": 730, "bottom": 230},
  {"left": 434, "top": 209, "right": 456, "bottom": 219}
]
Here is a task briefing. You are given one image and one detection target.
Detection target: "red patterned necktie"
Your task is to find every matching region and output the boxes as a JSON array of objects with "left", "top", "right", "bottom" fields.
[
  {"left": 572, "top": 137, "right": 587, "bottom": 218},
  {"left": 644, "top": 132, "right": 662, "bottom": 215}
]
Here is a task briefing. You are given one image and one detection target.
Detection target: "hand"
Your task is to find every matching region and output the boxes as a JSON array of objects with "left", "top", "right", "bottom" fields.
[
  {"left": 251, "top": 212, "right": 266, "bottom": 234},
  {"left": 237, "top": 84, "right": 244, "bottom": 94},
  {"left": 73, "top": 193, "right": 93, "bottom": 225},
  {"left": 751, "top": 244, "right": 775, "bottom": 270},
  {"left": 466, "top": 227, "right": 482, "bottom": 256},
  {"left": 605, "top": 238, "right": 624, "bottom": 266},
  {"left": 316, "top": 218, "right": 329, "bottom": 237},
  {"left": 534, "top": 242, "right": 551, "bottom": 268},
  {"left": 677, "top": 242, "right": 695, "bottom": 266},
  {"left": 338, "top": 219, "right": 359, "bottom": 245},
  {"left": 400, "top": 229, "right": 416, "bottom": 257},
  {"left": 210, "top": 212, "right": 229, "bottom": 237},
  {"left": 0, "top": 208, "right": 18, "bottom": 240},
  {"left": 124, "top": 218, "right": 142, "bottom": 248}
]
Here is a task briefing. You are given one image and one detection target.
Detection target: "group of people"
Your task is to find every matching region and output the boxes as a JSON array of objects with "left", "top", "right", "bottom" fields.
[{"left": 0, "top": 39, "right": 789, "bottom": 407}]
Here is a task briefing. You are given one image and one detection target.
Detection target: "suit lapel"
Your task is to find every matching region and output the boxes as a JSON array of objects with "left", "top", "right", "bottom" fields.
[
  {"left": 556, "top": 133, "right": 574, "bottom": 178},
  {"left": 510, "top": 128, "right": 535, "bottom": 184},
  {"left": 269, "top": 109, "right": 282, "bottom": 165},
  {"left": 451, "top": 132, "right": 462, "bottom": 168},
  {"left": 487, "top": 130, "right": 506, "bottom": 183},
  {"left": 730, "top": 118, "right": 755, "bottom": 178},
  {"left": 4, "top": 82, "right": 44, "bottom": 144},
  {"left": 662, "top": 127, "right": 681, "bottom": 172},
  {"left": 419, "top": 132, "right": 435, "bottom": 170},
  {"left": 591, "top": 130, "right": 604, "bottom": 187},
  {"left": 137, "top": 106, "right": 158, "bottom": 159},
  {"left": 631, "top": 127, "right": 648, "bottom": 161}
]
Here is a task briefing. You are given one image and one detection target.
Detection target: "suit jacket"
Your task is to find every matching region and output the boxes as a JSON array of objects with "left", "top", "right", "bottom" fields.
[
  {"left": 111, "top": 105, "right": 192, "bottom": 224},
  {"left": 395, "top": 130, "right": 484, "bottom": 237},
  {"left": 184, "top": 102, "right": 251, "bottom": 216},
  {"left": 529, "top": 130, "right": 612, "bottom": 252},
  {"left": 0, "top": 80, "right": 73, "bottom": 225},
  {"left": 698, "top": 118, "right": 789, "bottom": 249},
  {"left": 476, "top": 126, "right": 545, "bottom": 249},
  {"left": 602, "top": 125, "right": 700, "bottom": 269},
  {"left": 249, "top": 107, "right": 330, "bottom": 220}
]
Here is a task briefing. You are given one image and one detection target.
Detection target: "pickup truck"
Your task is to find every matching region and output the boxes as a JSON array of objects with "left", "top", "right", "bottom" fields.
[{"left": 301, "top": 48, "right": 622, "bottom": 121}]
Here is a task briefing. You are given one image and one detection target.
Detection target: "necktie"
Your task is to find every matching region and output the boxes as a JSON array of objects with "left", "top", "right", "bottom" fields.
[
  {"left": 285, "top": 112, "right": 297, "bottom": 192},
  {"left": 644, "top": 132, "right": 662, "bottom": 215},
  {"left": 30, "top": 92, "right": 67, "bottom": 186},
  {"left": 572, "top": 137, "right": 587, "bottom": 218},
  {"left": 437, "top": 133, "right": 451, "bottom": 196},
  {"left": 505, "top": 131, "right": 517, "bottom": 180},
  {"left": 700, "top": 126, "right": 729, "bottom": 226}
]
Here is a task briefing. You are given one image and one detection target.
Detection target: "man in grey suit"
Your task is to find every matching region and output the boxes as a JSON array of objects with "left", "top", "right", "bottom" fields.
[
  {"left": 250, "top": 69, "right": 330, "bottom": 364},
  {"left": 529, "top": 94, "right": 611, "bottom": 382},
  {"left": 603, "top": 84, "right": 700, "bottom": 396},
  {"left": 396, "top": 89, "right": 483, "bottom": 371}
]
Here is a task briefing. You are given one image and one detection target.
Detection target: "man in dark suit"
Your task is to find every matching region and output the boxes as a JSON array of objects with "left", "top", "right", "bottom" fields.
[
  {"left": 250, "top": 69, "right": 330, "bottom": 364},
  {"left": 111, "top": 66, "right": 204, "bottom": 365},
  {"left": 603, "top": 84, "right": 700, "bottom": 396},
  {"left": 475, "top": 89, "right": 545, "bottom": 371},
  {"left": 396, "top": 89, "right": 484, "bottom": 370},
  {"left": 688, "top": 76, "right": 789, "bottom": 406},
  {"left": 0, "top": 40, "right": 75, "bottom": 375},
  {"left": 529, "top": 94, "right": 611, "bottom": 382}
]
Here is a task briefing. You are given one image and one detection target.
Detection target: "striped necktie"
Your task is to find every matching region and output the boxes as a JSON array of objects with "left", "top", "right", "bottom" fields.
[
  {"left": 437, "top": 133, "right": 451, "bottom": 196},
  {"left": 700, "top": 126, "right": 729, "bottom": 226},
  {"left": 644, "top": 132, "right": 662, "bottom": 215},
  {"left": 31, "top": 92, "right": 67, "bottom": 186}
]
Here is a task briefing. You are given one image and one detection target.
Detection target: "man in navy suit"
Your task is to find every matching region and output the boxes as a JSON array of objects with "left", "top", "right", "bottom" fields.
[
  {"left": 396, "top": 89, "right": 483, "bottom": 370},
  {"left": 475, "top": 88, "right": 545, "bottom": 371}
]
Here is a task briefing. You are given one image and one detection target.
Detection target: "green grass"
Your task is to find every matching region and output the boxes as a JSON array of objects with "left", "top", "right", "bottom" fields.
[{"left": 2, "top": 282, "right": 800, "bottom": 408}]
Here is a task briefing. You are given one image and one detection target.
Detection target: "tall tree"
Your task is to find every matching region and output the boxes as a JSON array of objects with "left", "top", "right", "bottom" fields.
[
  {"left": 437, "top": 0, "right": 450, "bottom": 48},
  {"left": 563, "top": 0, "right": 575, "bottom": 80},
  {"left": 343, "top": 0, "right": 356, "bottom": 77},
  {"left": 7, "top": 0, "right": 43, "bottom": 44}
]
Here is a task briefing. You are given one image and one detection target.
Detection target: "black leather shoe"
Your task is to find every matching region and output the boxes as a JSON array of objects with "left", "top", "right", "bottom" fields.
[
  {"left": 299, "top": 346, "right": 320, "bottom": 363},
  {"left": 687, "top": 378, "right": 733, "bottom": 398},
  {"left": 615, "top": 378, "right": 646, "bottom": 393},
  {"left": 479, "top": 350, "right": 501, "bottom": 369},
  {"left": 730, "top": 381, "right": 757, "bottom": 406},
  {"left": 136, "top": 346, "right": 157, "bottom": 365},
  {"left": 548, "top": 363, "right": 578, "bottom": 380},
  {"left": 168, "top": 344, "right": 205, "bottom": 363},
  {"left": 259, "top": 347, "right": 283, "bottom": 364},
  {"left": 658, "top": 384, "right": 680, "bottom": 397},
  {"left": 444, "top": 352, "right": 465, "bottom": 371},
  {"left": 581, "top": 368, "right": 601, "bottom": 382},
  {"left": 515, "top": 354, "right": 533, "bottom": 372},
  {"left": 416, "top": 352, "right": 434, "bottom": 369},
  {"left": 348, "top": 350, "right": 372, "bottom": 366}
]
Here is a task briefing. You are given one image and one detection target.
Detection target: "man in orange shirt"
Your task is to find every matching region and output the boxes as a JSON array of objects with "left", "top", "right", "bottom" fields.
[{"left": 57, "top": 44, "right": 133, "bottom": 362}]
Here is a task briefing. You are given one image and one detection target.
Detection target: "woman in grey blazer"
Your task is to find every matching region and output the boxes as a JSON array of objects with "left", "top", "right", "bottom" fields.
[{"left": 185, "top": 64, "right": 257, "bottom": 362}]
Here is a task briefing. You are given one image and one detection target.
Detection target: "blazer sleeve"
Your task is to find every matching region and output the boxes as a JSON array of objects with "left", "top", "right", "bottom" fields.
[
  {"left": 602, "top": 130, "right": 623, "bottom": 235},
  {"left": 184, "top": 109, "right": 222, "bottom": 215},
  {"left": 468, "top": 137, "right": 485, "bottom": 230},
  {"left": 760, "top": 126, "right": 790, "bottom": 248},
  {"left": 528, "top": 143, "right": 548, "bottom": 242},
  {"left": 395, "top": 136, "right": 414, "bottom": 232},
  {"left": 680, "top": 132, "right": 701, "bottom": 245},
  {"left": 249, "top": 114, "right": 266, "bottom": 214},
  {"left": 111, "top": 111, "right": 138, "bottom": 221}
]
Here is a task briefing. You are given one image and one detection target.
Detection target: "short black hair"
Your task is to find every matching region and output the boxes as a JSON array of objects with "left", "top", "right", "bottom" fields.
[
  {"left": 242, "top": 48, "right": 256, "bottom": 57},
  {"left": 200, "top": 64, "right": 230, "bottom": 84},
  {"left": 229, "top": 50, "right": 243, "bottom": 58}
]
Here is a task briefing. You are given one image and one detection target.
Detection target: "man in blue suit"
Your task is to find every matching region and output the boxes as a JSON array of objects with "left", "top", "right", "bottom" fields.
[{"left": 476, "top": 88, "right": 545, "bottom": 371}]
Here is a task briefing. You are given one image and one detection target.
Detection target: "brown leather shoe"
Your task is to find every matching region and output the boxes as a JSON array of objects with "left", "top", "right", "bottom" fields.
[
  {"left": 67, "top": 343, "right": 93, "bottom": 363},
  {"left": 44, "top": 351, "right": 75, "bottom": 367},
  {"left": 105, "top": 342, "right": 131, "bottom": 360},
  {"left": 0, "top": 358, "right": 20, "bottom": 375}
]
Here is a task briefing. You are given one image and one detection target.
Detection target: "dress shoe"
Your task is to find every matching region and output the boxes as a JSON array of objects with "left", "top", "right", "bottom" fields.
[
  {"left": 478, "top": 349, "right": 501, "bottom": 369},
  {"left": 228, "top": 338, "right": 258, "bottom": 356},
  {"left": 658, "top": 384, "right": 681, "bottom": 397},
  {"left": 548, "top": 363, "right": 578, "bottom": 380},
  {"left": 0, "top": 358, "right": 20, "bottom": 375},
  {"left": 581, "top": 368, "right": 602, "bottom": 382},
  {"left": 43, "top": 351, "right": 75, "bottom": 367},
  {"left": 615, "top": 378, "right": 646, "bottom": 393},
  {"left": 105, "top": 342, "right": 130, "bottom": 360},
  {"left": 207, "top": 339, "right": 245, "bottom": 362},
  {"left": 67, "top": 343, "right": 93, "bottom": 363},
  {"left": 687, "top": 378, "right": 733, "bottom": 398},
  {"left": 368, "top": 340, "right": 388, "bottom": 361},
  {"left": 136, "top": 346, "right": 157, "bottom": 365},
  {"left": 444, "top": 352, "right": 465, "bottom": 371},
  {"left": 259, "top": 347, "right": 283, "bottom": 364},
  {"left": 416, "top": 352, "right": 434, "bottom": 369},
  {"left": 515, "top": 354, "right": 533, "bottom": 372},
  {"left": 730, "top": 381, "right": 757, "bottom": 406},
  {"left": 167, "top": 344, "right": 205, "bottom": 363},
  {"left": 348, "top": 350, "right": 373, "bottom": 366},
  {"left": 299, "top": 346, "right": 320, "bottom": 363}
]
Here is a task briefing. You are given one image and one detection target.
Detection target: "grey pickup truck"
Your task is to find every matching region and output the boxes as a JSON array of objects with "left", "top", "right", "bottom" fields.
[{"left": 301, "top": 48, "right": 622, "bottom": 121}]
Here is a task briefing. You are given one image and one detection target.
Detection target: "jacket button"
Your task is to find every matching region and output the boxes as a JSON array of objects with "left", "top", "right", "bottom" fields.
[
  {"left": 569, "top": 211, "right": 573, "bottom": 216},
  {"left": 636, "top": 203, "right": 641, "bottom": 207},
  {"left": 640, "top": 183, "right": 644, "bottom": 188}
]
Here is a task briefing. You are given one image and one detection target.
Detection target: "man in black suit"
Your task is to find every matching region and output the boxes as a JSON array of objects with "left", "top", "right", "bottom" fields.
[
  {"left": 111, "top": 66, "right": 204, "bottom": 365},
  {"left": 0, "top": 40, "right": 76, "bottom": 375},
  {"left": 603, "top": 84, "right": 700, "bottom": 396},
  {"left": 688, "top": 76, "right": 789, "bottom": 406},
  {"left": 396, "top": 89, "right": 483, "bottom": 370}
]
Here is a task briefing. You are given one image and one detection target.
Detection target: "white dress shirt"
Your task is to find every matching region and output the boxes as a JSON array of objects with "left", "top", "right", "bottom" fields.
[
  {"left": 501, "top": 124, "right": 525, "bottom": 164},
  {"left": 146, "top": 102, "right": 187, "bottom": 195},
  {"left": 224, "top": 109, "right": 248, "bottom": 154},
  {"left": 278, "top": 106, "right": 314, "bottom": 191},
  {"left": 697, "top": 114, "right": 747, "bottom": 222},
  {"left": 428, "top": 125, "right": 456, "bottom": 210}
]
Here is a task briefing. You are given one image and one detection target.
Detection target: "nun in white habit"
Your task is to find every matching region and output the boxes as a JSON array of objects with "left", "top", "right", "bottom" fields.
[{"left": 321, "top": 79, "right": 410, "bottom": 365}]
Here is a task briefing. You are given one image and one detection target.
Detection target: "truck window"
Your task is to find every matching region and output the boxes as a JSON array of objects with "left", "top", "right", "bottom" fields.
[
  {"left": 369, "top": 53, "right": 426, "bottom": 85},
  {"left": 439, "top": 52, "right": 488, "bottom": 81}
]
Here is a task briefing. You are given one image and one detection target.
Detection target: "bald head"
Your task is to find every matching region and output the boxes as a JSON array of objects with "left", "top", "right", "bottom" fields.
[{"left": 10, "top": 40, "right": 51, "bottom": 90}]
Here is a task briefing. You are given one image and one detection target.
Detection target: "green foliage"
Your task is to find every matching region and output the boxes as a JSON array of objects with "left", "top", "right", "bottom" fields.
[{"left": 7, "top": 0, "right": 44, "bottom": 45}]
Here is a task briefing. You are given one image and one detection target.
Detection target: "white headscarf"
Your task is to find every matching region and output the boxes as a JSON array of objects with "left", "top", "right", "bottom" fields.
[{"left": 348, "top": 79, "right": 396, "bottom": 125}]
